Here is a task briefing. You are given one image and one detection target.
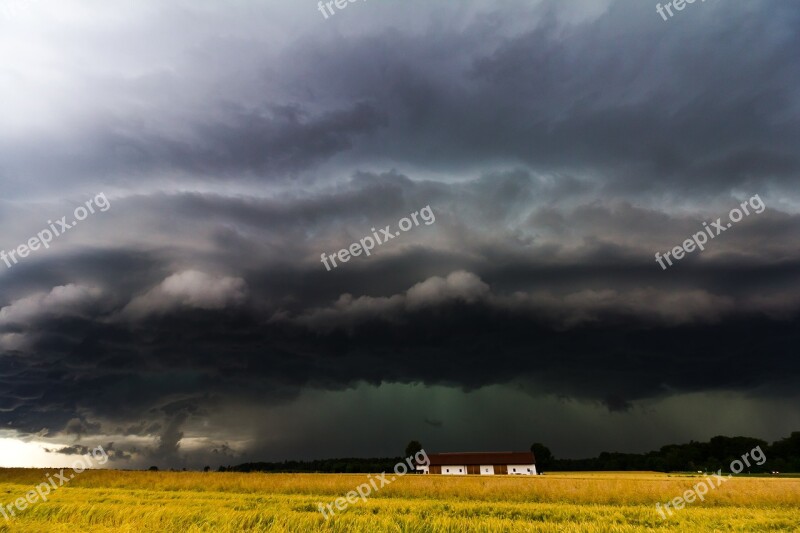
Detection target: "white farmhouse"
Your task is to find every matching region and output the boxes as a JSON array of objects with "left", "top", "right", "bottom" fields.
[{"left": 418, "top": 451, "right": 537, "bottom": 475}]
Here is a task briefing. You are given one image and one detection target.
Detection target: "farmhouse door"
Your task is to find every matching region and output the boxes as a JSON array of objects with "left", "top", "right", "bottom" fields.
[
  {"left": 467, "top": 465, "right": 480, "bottom": 475},
  {"left": 494, "top": 465, "right": 507, "bottom": 475}
]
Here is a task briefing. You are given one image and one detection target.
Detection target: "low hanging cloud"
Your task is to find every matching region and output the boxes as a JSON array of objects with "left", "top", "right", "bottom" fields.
[
  {"left": 291, "top": 271, "right": 746, "bottom": 332},
  {"left": 119, "top": 271, "right": 247, "bottom": 320},
  {"left": 0, "top": 284, "right": 105, "bottom": 326}
]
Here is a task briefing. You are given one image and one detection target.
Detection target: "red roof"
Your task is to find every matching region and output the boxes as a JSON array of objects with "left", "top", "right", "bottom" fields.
[{"left": 426, "top": 452, "right": 535, "bottom": 466}]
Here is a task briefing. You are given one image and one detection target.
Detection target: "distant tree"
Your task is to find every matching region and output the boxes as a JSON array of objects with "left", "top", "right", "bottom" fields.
[
  {"left": 769, "top": 431, "right": 800, "bottom": 471},
  {"left": 217, "top": 466, "right": 226, "bottom": 472},
  {"left": 405, "top": 440, "right": 423, "bottom": 458},
  {"left": 530, "top": 443, "right": 553, "bottom": 471},
  {"left": 148, "top": 466, "right": 159, "bottom": 471},
  {"left": 203, "top": 466, "right": 211, "bottom": 472}
]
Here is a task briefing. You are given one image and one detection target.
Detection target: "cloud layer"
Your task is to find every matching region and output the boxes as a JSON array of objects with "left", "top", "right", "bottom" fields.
[{"left": 0, "top": 0, "right": 798, "bottom": 466}]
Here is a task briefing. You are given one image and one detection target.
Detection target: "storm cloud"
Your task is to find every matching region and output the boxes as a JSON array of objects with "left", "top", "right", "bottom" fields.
[{"left": 0, "top": 0, "right": 798, "bottom": 467}]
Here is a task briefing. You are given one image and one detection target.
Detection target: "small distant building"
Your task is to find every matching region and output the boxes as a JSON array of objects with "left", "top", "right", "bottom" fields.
[{"left": 417, "top": 451, "right": 537, "bottom": 475}]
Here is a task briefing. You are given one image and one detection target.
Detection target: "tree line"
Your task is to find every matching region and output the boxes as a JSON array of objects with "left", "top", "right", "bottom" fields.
[
  {"left": 217, "top": 433, "right": 800, "bottom": 473},
  {"left": 219, "top": 457, "right": 404, "bottom": 473},
  {"left": 532, "top": 431, "right": 800, "bottom": 473}
]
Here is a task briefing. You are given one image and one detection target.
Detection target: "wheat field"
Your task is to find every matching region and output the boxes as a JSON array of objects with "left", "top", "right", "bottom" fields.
[{"left": 0, "top": 469, "right": 798, "bottom": 532}]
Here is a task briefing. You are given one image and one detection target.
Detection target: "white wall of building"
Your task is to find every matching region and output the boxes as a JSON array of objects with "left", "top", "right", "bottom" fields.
[
  {"left": 479, "top": 465, "right": 495, "bottom": 475},
  {"left": 507, "top": 464, "right": 537, "bottom": 475},
  {"left": 441, "top": 465, "right": 467, "bottom": 475}
]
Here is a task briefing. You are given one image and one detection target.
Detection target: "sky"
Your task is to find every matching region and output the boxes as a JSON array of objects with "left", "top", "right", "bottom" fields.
[{"left": 0, "top": 0, "right": 799, "bottom": 469}]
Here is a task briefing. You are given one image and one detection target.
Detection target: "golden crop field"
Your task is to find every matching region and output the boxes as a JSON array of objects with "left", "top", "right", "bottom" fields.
[{"left": 0, "top": 469, "right": 798, "bottom": 532}]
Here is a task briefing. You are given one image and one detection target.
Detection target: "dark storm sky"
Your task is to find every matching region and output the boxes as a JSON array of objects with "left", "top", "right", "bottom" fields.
[{"left": 1, "top": 0, "right": 799, "bottom": 468}]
